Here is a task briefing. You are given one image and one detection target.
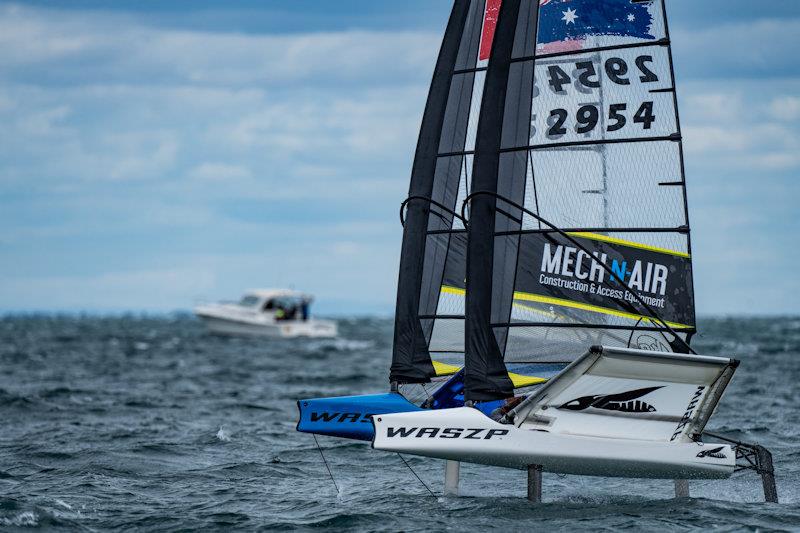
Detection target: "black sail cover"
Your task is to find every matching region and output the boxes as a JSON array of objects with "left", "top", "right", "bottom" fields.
[
  {"left": 391, "top": 0, "right": 501, "bottom": 383},
  {"left": 465, "top": 0, "right": 695, "bottom": 400}
]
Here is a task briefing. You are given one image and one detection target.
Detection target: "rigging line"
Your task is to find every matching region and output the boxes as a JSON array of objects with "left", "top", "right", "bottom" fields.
[
  {"left": 421, "top": 383, "right": 432, "bottom": 401},
  {"left": 460, "top": 191, "right": 695, "bottom": 355},
  {"left": 399, "top": 195, "right": 467, "bottom": 227},
  {"left": 397, "top": 453, "right": 437, "bottom": 498},
  {"left": 627, "top": 317, "right": 646, "bottom": 348},
  {"left": 312, "top": 434, "right": 339, "bottom": 495},
  {"left": 527, "top": 149, "right": 542, "bottom": 230},
  {"left": 660, "top": 0, "right": 694, "bottom": 262},
  {"left": 461, "top": 150, "right": 471, "bottom": 225}
]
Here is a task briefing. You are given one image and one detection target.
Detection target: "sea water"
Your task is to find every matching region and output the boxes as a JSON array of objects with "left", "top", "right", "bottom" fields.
[{"left": 0, "top": 315, "right": 798, "bottom": 530}]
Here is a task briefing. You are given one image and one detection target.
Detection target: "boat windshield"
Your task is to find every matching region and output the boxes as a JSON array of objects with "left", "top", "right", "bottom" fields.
[
  {"left": 273, "top": 297, "right": 305, "bottom": 308},
  {"left": 239, "top": 295, "right": 261, "bottom": 307}
]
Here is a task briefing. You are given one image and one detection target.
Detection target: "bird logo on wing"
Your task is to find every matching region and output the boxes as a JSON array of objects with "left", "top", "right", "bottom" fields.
[
  {"left": 696, "top": 446, "right": 727, "bottom": 459},
  {"left": 559, "top": 386, "right": 664, "bottom": 413}
]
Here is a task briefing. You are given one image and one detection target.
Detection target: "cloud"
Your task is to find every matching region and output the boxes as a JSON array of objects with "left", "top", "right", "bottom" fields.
[
  {"left": 1, "top": 2, "right": 799, "bottom": 315},
  {"left": 680, "top": 83, "right": 800, "bottom": 170},
  {"left": 0, "top": 3, "right": 429, "bottom": 313},
  {"left": 673, "top": 18, "right": 800, "bottom": 79},
  {"left": 16, "top": 105, "right": 71, "bottom": 137},
  {"left": 767, "top": 95, "right": 800, "bottom": 121},
  {"left": 675, "top": 77, "right": 800, "bottom": 314},
  {"left": 189, "top": 162, "right": 253, "bottom": 182},
  {"left": 0, "top": 4, "right": 439, "bottom": 88},
  {"left": 0, "top": 267, "right": 217, "bottom": 312}
]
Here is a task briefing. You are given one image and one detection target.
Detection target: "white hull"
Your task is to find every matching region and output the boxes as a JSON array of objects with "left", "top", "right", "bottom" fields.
[
  {"left": 374, "top": 347, "right": 739, "bottom": 480},
  {"left": 373, "top": 407, "right": 734, "bottom": 479},
  {"left": 197, "top": 314, "right": 337, "bottom": 338}
]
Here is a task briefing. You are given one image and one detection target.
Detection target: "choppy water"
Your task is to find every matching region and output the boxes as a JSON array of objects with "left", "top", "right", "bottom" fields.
[{"left": 0, "top": 315, "right": 798, "bottom": 531}]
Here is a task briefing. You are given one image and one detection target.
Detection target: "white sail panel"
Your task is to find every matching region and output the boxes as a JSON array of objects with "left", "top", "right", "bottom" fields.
[
  {"left": 529, "top": 46, "right": 676, "bottom": 146},
  {"left": 527, "top": 143, "right": 687, "bottom": 230}
]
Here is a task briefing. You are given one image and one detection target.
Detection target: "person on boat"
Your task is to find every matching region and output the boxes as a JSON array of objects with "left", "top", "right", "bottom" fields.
[
  {"left": 274, "top": 306, "right": 286, "bottom": 321},
  {"left": 490, "top": 396, "right": 525, "bottom": 422},
  {"left": 301, "top": 299, "right": 309, "bottom": 321}
]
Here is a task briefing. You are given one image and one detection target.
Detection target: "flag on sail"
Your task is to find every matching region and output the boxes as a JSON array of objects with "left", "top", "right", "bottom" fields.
[
  {"left": 538, "top": 0, "right": 656, "bottom": 53},
  {"left": 480, "top": 0, "right": 657, "bottom": 58}
]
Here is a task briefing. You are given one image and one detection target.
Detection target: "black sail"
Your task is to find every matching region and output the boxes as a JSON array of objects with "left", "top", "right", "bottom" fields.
[
  {"left": 464, "top": 0, "right": 530, "bottom": 401},
  {"left": 391, "top": 0, "right": 498, "bottom": 384},
  {"left": 465, "top": 0, "right": 695, "bottom": 401}
]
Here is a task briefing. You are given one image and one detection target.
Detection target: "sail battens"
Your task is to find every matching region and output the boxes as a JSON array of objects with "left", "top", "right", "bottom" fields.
[
  {"left": 494, "top": 226, "right": 688, "bottom": 236},
  {"left": 438, "top": 150, "right": 477, "bottom": 158},
  {"left": 419, "top": 314, "right": 465, "bottom": 320},
  {"left": 491, "top": 322, "right": 695, "bottom": 332},
  {"left": 497, "top": 134, "right": 680, "bottom": 153},
  {"left": 512, "top": 37, "right": 669, "bottom": 63},
  {"left": 427, "top": 228, "right": 468, "bottom": 236},
  {"left": 453, "top": 66, "right": 489, "bottom": 75}
]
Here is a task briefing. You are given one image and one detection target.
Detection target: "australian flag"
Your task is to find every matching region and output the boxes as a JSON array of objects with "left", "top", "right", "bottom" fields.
[{"left": 537, "top": 0, "right": 656, "bottom": 53}]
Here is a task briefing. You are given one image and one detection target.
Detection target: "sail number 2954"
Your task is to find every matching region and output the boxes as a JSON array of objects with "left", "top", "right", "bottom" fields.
[{"left": 547, "top": 101, "right": 655, "bottom": 137}]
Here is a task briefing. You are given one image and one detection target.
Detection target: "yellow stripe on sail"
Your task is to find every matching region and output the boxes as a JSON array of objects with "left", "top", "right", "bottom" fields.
[
  {"left": 432, "top": 360, "right": 548, "bottom": 388},
  {"left": 508, "top": 372, "right": 547, "bottom": 388},
  {"left": 440, "top": 285, "right": 465, "bottom": 296},
  {"left": 513, "top": 291, "right": 693, "bottom": 330},
  {"left": 440, "top": 285, "right": 558, "bottom": 320},
  {"left": 431, "top": 360, "right": 461, "bottom": 377},
  {"left": 440, "top": 285, "right": 690, "bottom": 327},
  {"left": 566, "top": 232, "right": 690, "bottom": 258}
]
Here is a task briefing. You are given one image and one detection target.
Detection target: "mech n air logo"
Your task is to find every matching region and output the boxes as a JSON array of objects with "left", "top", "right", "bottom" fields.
[
  {"left": 559, "top": 386, "right": 664, "bottom": 413},
  {"left": 696, "top": 446, "right": 727, "bottom": 459}
]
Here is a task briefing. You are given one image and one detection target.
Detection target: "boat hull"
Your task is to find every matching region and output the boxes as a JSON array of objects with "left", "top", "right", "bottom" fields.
[
  {"left": 297, "top": 393, "right": 422, "bottom": 441},
  {"left": 372, "top": 407, "right": 734, "bottom": 479},
  {"left": 196, "top": 314, "right": 337, "bottom": 338}
]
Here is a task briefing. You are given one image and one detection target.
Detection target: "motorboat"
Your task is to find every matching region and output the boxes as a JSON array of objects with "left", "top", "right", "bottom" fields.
[{"left": 194, "top": 289, "right": 337, "bottom": 338}]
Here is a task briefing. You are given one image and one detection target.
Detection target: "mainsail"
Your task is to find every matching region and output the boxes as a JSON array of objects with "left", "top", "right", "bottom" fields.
[
  {"left": 464, "top": 0, "right": 695, "bottom": 400},
  {"left": 391, "top": 0, "right": 501, "bottom": 384}
]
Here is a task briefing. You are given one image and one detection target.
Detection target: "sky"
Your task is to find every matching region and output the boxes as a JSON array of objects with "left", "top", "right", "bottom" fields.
[{"left": 0, "top": 0, "right": 798, "bottom": 316}]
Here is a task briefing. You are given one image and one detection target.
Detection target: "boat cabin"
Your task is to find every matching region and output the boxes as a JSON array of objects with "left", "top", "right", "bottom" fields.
[{"left": 238, "top": 289, "right": 313, "bottom": 321}]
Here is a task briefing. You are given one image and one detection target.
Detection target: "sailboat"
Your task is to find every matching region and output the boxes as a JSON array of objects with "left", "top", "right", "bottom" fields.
[{"left": 300, "top": 0, "right": 777, "bottom": 502}]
